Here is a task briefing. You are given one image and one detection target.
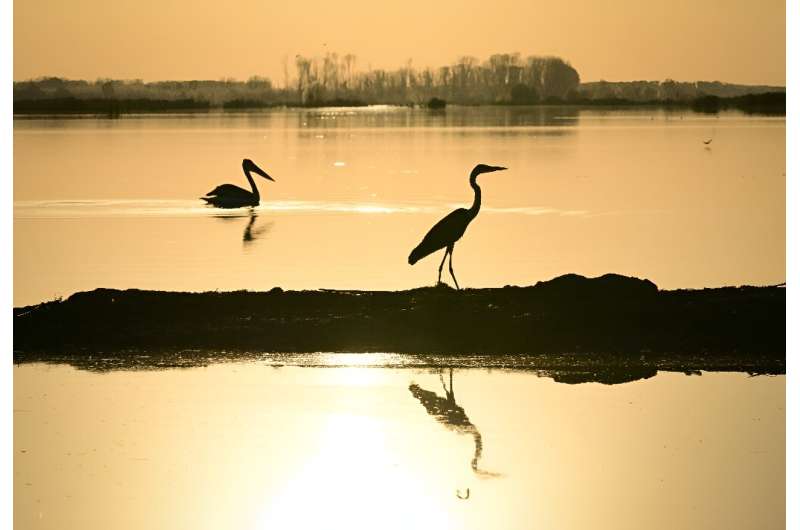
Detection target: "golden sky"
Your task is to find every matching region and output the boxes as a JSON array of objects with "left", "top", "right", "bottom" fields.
[{"left": 14, "top": 0, "right": 785, "bottom": 84}]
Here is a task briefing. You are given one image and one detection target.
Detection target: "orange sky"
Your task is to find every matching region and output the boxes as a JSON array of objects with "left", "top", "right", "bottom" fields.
[{"left": 14, "top": 0, "right": 785, "bottom": 85}]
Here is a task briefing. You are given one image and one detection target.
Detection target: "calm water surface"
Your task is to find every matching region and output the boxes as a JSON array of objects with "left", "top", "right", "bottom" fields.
[
  {"left": 13, "top": 108, "right": 787, "bottom": 529},
  {"left": 14, "top": 107, "right": 785, "bottom": 305},
  {"left": 14, "top": 356, "right": 784, "bottom": 530}
]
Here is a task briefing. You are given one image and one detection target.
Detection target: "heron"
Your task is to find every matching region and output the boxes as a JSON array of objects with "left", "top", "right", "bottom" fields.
[
  {"left": 408, "top": 164, "right": 507, "bottom": 289},
  {"left": 201, "top": 159, "right": 276, "bottom": 208}
]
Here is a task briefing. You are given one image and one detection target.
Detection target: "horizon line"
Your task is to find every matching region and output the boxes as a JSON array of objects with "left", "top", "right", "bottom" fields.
[{"left": 12, "top": 74, "right": 786, "bottom": 89}]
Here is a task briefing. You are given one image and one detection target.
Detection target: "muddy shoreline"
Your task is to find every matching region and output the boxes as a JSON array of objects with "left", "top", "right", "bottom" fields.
[{"left": 13, "top": 274, "right": 785, "bottom": 374}]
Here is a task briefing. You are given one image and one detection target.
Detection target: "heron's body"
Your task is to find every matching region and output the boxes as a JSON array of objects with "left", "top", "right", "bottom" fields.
[
  {"left": 408, "top": 208, "right": 473, "bottom": 264},
  {"left": 202, "top": 159, "right": 275, "bottom": 208},
  {"left": 408, "top": 164, "right": 506, "bottom": 288}
]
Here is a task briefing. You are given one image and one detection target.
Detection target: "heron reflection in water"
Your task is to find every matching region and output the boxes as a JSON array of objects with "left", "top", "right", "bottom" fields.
[{"left": 409, "top": 368, "right": 500, "bottom": 479}]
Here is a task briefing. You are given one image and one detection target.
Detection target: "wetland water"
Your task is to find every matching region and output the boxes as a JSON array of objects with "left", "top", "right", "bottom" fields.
[
  {"left": 14, "top": 355, "right": 785, "bottom": 530},
  {"left": 13, "top": 106, "right": 785, "bottom": 306},
  {"left": 13, "top": 107, "right": 786, "bottom": 529}
]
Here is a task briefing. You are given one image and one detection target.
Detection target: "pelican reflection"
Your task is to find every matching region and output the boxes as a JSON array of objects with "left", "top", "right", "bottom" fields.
[
  {"left": 242, "top": 210, "right": 273, "bottom": 245},
  {"left": 213, "top": 209, "right": 273, "bottom": 247},
  {"left": 409, "top": 368, "right": 500, "bottom": 478}
]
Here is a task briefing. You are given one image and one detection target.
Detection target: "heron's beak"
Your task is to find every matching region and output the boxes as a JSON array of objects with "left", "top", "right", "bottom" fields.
[
  {"left": 490, "top": 166, "right": 507, "bottom": 172},
  {"left": 251, "top": 163, "right": 275, "bottom": 181}
]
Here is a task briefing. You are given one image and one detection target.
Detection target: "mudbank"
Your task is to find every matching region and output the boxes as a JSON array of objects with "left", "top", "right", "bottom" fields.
[{"left": 13, "top": 274, "right": 785, "bottom": 368}]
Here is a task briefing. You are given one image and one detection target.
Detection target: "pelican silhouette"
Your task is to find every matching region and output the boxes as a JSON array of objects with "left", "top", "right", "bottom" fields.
[
  {"left": 408, "top": 164, "right": 507, "bottom": 288},
  {"left": 201, "top": 159, "right": 275, "bottom": 208}
]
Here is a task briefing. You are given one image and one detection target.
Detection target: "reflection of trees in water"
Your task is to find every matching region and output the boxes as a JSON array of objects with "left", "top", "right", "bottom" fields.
[
  {"left": 409, "top": 369, "right": 500, "bottom": 478},
  {"left": 296, "top": 105, "right": 579, "bottom": 132}
]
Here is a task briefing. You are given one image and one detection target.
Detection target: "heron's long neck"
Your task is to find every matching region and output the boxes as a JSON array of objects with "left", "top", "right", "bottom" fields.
[
  {"left": 244, "top": 169, "right": 260, "bottom": 199},
  {"left": 468, "top": 176, "right": 481, "bottom": 217}
]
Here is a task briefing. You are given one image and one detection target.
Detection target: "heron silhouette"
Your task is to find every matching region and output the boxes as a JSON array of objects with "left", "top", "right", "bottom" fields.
[
  {"left": 201, "top": 159, "right": 276, "bottom": 208},
  {"left": 408, "top": 164, "right": 507, "bottom": 288}
]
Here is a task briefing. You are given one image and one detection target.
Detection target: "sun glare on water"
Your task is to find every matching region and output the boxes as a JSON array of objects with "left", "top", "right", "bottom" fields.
[{"left": 254, "top": 413, "right": 454, "bottom": 530}]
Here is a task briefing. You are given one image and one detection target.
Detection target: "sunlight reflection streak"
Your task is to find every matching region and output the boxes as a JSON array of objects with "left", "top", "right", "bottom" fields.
[{"left": 13, "top": 199, "right": 590, "bottom": 218}]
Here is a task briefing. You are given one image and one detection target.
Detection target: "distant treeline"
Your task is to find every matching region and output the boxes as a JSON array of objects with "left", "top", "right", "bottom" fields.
[
  {"left": 14, "top": 53, "right": 580, "bottom": 108},
  {"left": 12, "top": 97, "right": 211, "bottom": 115},
  {"left": 576, "top": 79, "right": 784, "bottom": 101},
  {"left": 12, "top": 52, "right": 785, "bottom": 114}
]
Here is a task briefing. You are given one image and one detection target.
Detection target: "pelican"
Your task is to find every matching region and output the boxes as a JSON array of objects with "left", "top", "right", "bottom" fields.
[
  {"left": 408, "top": 164, "right": 507, "bottom": 289},
  {"left": 201, "top": 159, "right": 275, "bottom": 208}
]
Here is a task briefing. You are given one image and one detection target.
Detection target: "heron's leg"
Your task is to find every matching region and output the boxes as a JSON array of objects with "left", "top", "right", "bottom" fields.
[
  {"left": 437, "top": 248, "right": 448, "bottom": 285},
  {"left": 448, "top": 245, "right": 460, "bottom": 290}
]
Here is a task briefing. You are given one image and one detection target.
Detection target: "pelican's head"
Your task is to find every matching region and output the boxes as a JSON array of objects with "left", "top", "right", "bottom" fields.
[
  {"left": 243, "top": 159, "right": 275, "bottom": 181},
  {"left": 470, "top": 164, "right": 507, "bottom": 180}
]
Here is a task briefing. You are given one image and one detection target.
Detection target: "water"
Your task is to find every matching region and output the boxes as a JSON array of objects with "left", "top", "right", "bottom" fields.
[
  {"left": 14, "top": 357, "right": 785, "bottom": 530},
  {"left": 13, "top": 107, "right": 786, "bottom": 529},
  {"left": 14, "top": 107, "right": 785, "bottom": 306}
]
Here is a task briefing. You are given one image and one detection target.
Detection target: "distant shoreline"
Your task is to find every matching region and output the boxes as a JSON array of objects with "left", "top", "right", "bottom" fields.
[
  {"left": 13, "top": 274, "right": 786, "bottom": 372},
  {"left": 11, "top": 92, "right": 787, "bottom": 117}
]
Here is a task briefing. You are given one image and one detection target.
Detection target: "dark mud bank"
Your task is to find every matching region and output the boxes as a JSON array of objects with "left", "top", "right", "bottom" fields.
[{"left": 13, "top": 274, "right": 785, "bottom": 368}]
